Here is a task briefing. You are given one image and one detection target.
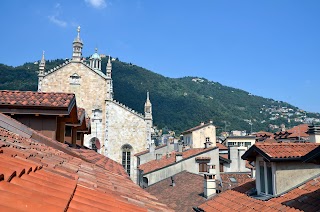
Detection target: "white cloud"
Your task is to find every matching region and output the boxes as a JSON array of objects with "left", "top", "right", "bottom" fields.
[
  {"left": 48, "top": 3, "right": 68, "bottom": 28},
  {"left": 85, "top": 0, "right": 107, "bottom": 9},
  {"left": 48, "top": 15, "right": 67, "bottom": 27}
]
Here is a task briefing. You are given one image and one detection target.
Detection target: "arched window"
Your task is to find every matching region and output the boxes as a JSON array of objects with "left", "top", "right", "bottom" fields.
[
  {"left": 142, "top": 177, "right": 149, "bottom": 188},
  {"left": 90, "top": 137, "right": 99, "bottom": 152},
  {"left": 122, "top": 144, "right": 132, "bottom": 176}
]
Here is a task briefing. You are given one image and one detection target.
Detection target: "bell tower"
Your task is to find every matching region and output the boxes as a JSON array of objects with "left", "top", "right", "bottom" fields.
[
  {"left": 72, "top": 26, "right": 83, "bottom": 61},
  {"left": 145, "top": 92, "right": 153, "bottom": 146},
  {"left": 106, "top": 56, "right": 113, "bottom": 100},
  {"left": 38, "top": 51, "right": 45, "bottom": 92}
]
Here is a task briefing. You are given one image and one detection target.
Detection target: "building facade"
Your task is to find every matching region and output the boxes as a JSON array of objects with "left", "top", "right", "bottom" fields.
[{"left": 38, "top": 27, "right": 153, "bottom": 182}]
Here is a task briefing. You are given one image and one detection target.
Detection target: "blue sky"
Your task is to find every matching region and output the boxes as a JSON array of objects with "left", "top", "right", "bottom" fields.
[{"left": 1, "top": 0, "right": 320, "bottom": 112}]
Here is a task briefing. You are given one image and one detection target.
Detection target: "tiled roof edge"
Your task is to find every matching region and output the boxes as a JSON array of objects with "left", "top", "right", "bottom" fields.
[
  {"left": 44, "top": 60, "right": 108, "bottom": 80},
  {"left": 0, "top": 113, "right": 33, "bottom": 138},
  {"left": 182, "top": 123, "right": 213, "bottom": 134},
  {"left": 44, "top": 60, "right": 71, "bottom": 77},
  {"left": 141, "top": 147, "right": 218, "bottom": 174}
]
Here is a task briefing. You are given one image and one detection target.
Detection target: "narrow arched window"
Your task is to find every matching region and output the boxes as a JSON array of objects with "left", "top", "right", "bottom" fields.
[
  {"left": 90, "top": 137, "right": 99, "bottom": 152},
  {"left": 122, "top": 144, "right": 132, "bottom": 176}
]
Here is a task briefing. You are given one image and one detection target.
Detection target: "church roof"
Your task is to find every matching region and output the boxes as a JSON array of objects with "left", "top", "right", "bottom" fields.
[
  {"left": 44, "top": 60, "right": 108, "bottom": 80},
  {"left": 90, "top": 52, "right": 101, "bottom": 60}
]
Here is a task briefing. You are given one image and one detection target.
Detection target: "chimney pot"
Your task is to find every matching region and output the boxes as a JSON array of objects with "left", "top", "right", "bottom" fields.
[{"left": 175, "top": 152, "right": 183, "bottom": 162}]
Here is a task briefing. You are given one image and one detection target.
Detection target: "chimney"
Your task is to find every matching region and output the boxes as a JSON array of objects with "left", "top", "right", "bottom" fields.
[
  {"left": 204, "top": 141, "right": 212, "bottom": 149},
  {"left": 149, "top": 142, "right": 155, "bottom": 153},
  {"left": 175, "top": 152, "right": 183, "bottom": 162},
  {"left": 308, "top": 125, "right": 320, "bottom": 143},
  {"left": 229, "top": 146, "right": 239, "bottom": 172},
  {"left": 200, "top": 122, "right": 205, "bottom": 126},
  {"left": 174, "top": 139, "right": 179, "bottom": 152},
  {"left": 238, "top": 146, "right": 247, "bottom": 172},
  {"left": 170, "top": 176, "right": 175, "bottom": 187},
  {"left": 178, "top": 142, "right": 183, "bottom": 152},
  {"left": 204, "top": 164, "right": 217, "bottom": 199},
  {"left": 156, "top": 153, "right": 162, "bottom": 160},
  {"left": 166, "top": 152, "right": 171, "bottom": 158}
]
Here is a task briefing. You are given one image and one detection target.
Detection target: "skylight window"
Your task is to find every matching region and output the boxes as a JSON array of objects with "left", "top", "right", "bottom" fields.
[{"left": 229, "top": 177, "right": 237, "bottom": 183}]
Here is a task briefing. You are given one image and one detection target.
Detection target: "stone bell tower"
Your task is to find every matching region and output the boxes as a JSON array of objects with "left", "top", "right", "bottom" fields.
[
  {"left": 106, "top": 56, "right": 113, "bottom": 101},
  {"left": 72, "top": 26, "right": 83, "bottom": 62},
  {"left": 38, "top": 51, "right": 45, "bottom": 92},
  {"left": 145, "top": 92, "right": 153, "bottom": 146}
]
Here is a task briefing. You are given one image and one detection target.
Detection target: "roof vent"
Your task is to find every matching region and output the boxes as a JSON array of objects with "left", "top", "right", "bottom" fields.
[{"left": 170, "top": 176, "right": 175, "bottom": 187}]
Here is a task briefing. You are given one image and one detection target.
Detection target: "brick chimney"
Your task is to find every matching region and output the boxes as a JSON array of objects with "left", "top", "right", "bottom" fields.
[{"left": 204, "top": 164, "right": 217, "bottom": 199}]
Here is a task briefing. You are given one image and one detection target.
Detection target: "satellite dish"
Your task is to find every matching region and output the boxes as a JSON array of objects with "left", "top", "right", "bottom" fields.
[{"left": 95, "top": 138, "right": 101, "bottom": 149}]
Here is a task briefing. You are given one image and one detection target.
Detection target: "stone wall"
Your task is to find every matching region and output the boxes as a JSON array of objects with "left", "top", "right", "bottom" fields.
[
  {"left": 106, "top": 100, "right": 148, "bottom": 183},
  {"left": 41, "top": 62, "right": 108, "bottom": 151}
]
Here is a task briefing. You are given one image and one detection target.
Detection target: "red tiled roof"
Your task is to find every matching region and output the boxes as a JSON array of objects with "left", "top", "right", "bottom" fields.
[
  {"left": 138, "top": 147, "right": 216, "bottom": 174},
  {"left": 255, "top": 131, "right": 274, "bottom": 137},
  {"left": 255, "top": 142, "right": 319, "bottom": 159},
  {"left": 216, "top": 143, "right": 228, "bottom": 150},
  {"left": 287, "top": 124, "right": 309, "bottom": 134},
  {"left": 220, "top": 173, "right": 252, "bottom": 190},
  {"left": 0, "top": 114, "right": 172, "bottom": 211},
  {"left": 246, "top": 160, "right": 255, "bottom": 169},
  {"left": 264, "top": 138, "right": 278, "bottom": 143},
  {"left": 145, "top": 171, "right": 207, "bottom": 211},
  {"left": 197, "top": 175, "right": 320, "bottom": 212},
  {"left": 219, "top": 154, "right": 229, "bottom": 160},
  {"left": 77, "top": 107, "right": 85, "bottom": 121},
  {"left": 243, "top": 142, "right": 320, "bottom": 162},
  {"left": 197, "top": 189, "right": 299, "bottom": 212},
  {"left": 273, "top": 124, "right": 309, "bottom": 140},
  {"left": 0, "top": 90, "right": 75, "bottom": 108}
]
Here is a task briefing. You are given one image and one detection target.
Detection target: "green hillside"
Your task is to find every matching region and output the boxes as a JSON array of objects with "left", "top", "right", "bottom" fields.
[{"left": 0, "top": 58, "right": 319, "bottom": 134}]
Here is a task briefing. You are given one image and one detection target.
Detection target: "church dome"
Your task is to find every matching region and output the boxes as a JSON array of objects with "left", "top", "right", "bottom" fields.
[{"left": 90, "top": 48, "right": 101, "bottom": 60}]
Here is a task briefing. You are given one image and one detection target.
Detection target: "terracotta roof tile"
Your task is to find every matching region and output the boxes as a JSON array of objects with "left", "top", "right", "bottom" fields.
[
  {"left": 0, "top": 90, "right": 75, "bottom": 108},
  {"left": 255, "top": 142, "right": 319, "bottom": 159},
  {"left": 220, "top": 154, "right": 229, "bottom": 160},
  {"left": 145, "top": 171, "right": 207, "bottom": 211},
  {"left": 197, "top": 174, "right": 320, "bottom": 212},
  {"left": 216, "top": 143, "right": 228, "bottom": 150},
  {"left": 139, "top": 147, "right": 216, "bottom": 174},
  {"left": 0, "top": 113, "right": 173, "bottom": 211},
  {"left": 220, "top": 173, "right": 252, "bottom": 191}
]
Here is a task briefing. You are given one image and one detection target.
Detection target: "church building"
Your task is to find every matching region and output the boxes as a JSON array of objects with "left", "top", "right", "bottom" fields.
[{"left": 38, "top": 27, "right": 153, "bottom": 183}]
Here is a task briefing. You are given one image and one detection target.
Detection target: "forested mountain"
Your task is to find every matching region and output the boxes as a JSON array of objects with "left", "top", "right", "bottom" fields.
[{"left": 1, "top": 57, "right": 319, "bottom": 134}]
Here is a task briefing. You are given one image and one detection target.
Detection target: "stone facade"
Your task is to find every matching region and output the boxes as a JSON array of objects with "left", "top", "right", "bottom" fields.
[{"left": 38, "top": 27, "right": 153, "bottom": 181}]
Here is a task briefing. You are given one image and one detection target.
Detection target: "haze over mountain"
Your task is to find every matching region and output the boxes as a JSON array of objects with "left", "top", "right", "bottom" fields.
[{"left": 0, "top": 57, "right": 319, "bottom": 133}]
